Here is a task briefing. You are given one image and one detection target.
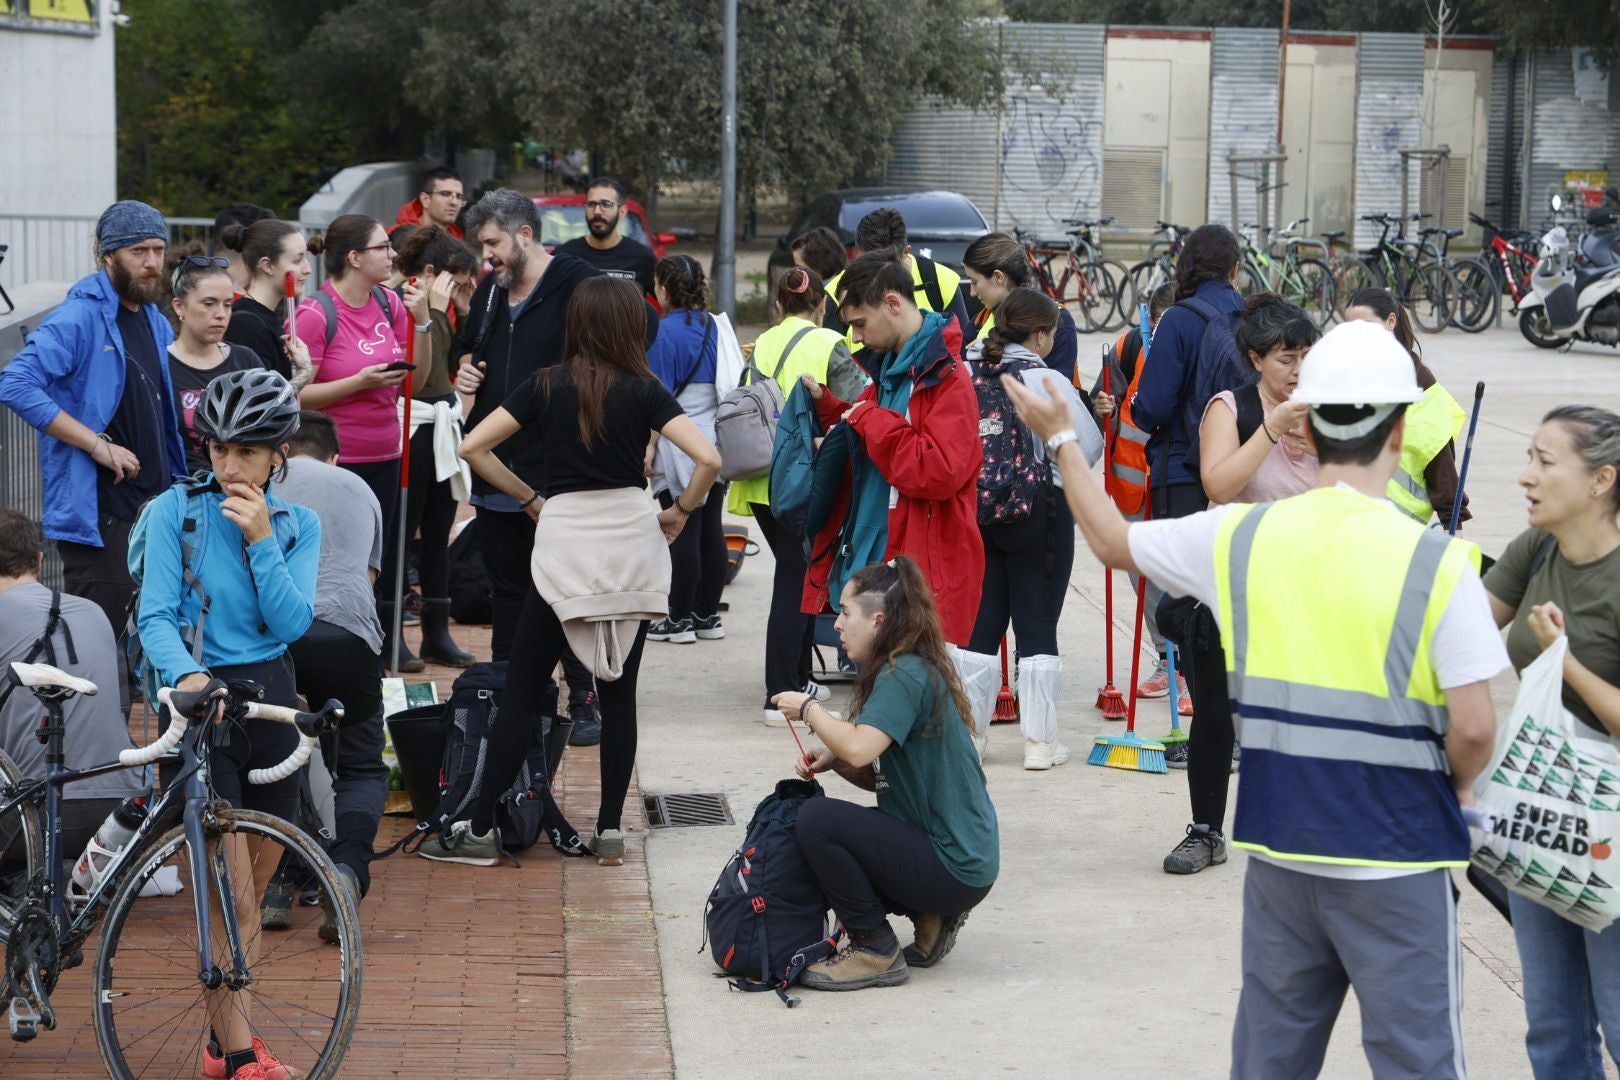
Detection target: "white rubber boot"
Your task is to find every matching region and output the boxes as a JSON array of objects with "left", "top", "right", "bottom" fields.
[
  {"left": 951, "top": 646, "right": 1000, "bottom": 763},
  {"left": 1018, "top": 655, "right": 1070, "bottom": 770}
]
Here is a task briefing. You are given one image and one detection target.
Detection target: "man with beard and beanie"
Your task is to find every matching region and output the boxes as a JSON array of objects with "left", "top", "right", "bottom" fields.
[
  {"left": 454, "top": 188, "right": 658, "bottom": 747},
  {"left": 555, "top": 177, "right": 657, "bottom": 299},
  {"left": 0, "top": 200, "right": 188, "bottom": 634}
]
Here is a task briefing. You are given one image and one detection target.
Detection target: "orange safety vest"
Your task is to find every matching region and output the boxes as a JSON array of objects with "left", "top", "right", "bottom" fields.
[{"left": 1105, "top": 330, "right": 1151, "bottom": 515}]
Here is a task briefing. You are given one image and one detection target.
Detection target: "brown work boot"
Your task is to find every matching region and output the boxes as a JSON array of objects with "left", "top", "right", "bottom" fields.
[
  {"left": 903, "top": 910, "right": 971, "bottom": 968},
  {"left": 799, "top": 938, "right": 909, "bottom": 991}
]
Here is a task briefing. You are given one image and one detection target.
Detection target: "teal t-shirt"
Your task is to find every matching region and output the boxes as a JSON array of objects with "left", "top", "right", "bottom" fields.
[{"left": 858, "top": 654, "right": 1000, "bottom": 887}]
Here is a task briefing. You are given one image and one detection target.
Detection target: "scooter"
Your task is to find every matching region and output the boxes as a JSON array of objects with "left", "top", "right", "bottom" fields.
[{"left": 1519, "top": 193, "right": 1620, "bottom": 349}]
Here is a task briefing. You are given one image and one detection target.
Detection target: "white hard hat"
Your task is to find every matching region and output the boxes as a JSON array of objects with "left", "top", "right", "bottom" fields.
[{"left": 1291, "top": 318, "right": 1422, "bottom": 423}]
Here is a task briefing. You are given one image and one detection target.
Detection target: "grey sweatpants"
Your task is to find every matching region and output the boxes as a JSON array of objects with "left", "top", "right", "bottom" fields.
[{"left": 1232, "top": 858, "right": 1465, "bottom": 1080}]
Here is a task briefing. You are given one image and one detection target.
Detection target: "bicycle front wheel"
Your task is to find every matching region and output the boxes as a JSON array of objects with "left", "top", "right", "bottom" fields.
[
  {"left": 0, "top": 750, "right": 45, "bottom": 928},
  {"left": 1288, "top": 258, "right": 1337, "bottom": 328},
  {"left": 1057, "top": 260, "right": 1123, "bottom": 333},
  {"left": 1406, "top": 263, "right": 1458, "bottom": 334},
  {"left": 92, "top": 807, "right": 362, "bottom": 1080},
  {"left": 1098, "top": 259, "right": 1136, "bottom": 331},
  {"left": 1449, "top": 257, "right": 1499, "bottom": 333}
]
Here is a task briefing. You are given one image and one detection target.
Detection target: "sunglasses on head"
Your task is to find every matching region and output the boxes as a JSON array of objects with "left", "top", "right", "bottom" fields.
[{"left": 172, "top": 255, "right": 230, "bottom": 290}]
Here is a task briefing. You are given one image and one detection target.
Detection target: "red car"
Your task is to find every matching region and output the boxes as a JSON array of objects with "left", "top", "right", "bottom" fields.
[{"left": 531, "top": 194, "right": 678, "bottom": 259}]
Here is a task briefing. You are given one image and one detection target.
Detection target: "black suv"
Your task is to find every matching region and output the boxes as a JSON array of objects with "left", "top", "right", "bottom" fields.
[{"left": 768, "top": 188, "right": 990, "bottom": 287}]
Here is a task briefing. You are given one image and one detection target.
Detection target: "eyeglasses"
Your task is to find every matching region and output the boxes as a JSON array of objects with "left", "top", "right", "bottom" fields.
[
  {"left": 584, "top": 200, "right": 619, "bottom": 212},
  {"left": 361, "top": 242, "right": 395, "bottom": 254},
  {"left": 429, "top": 189, "right": 466, "bottom": 202},
  {"left": 171, "top": 255, "right": 230, "bottom": 289}
]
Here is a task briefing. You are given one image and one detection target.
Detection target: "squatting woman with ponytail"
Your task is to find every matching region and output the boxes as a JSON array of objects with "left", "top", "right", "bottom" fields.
[
  {"left": 958, "top": 288, "right": 1098, "bottom": 769},
  {"left": 771, "top": 556, "right": 999, "bottom": 992}
]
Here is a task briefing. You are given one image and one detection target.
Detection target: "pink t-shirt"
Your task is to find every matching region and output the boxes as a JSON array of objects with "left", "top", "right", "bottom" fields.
[
  {"left": 1204, "top": 389, "right": 1318, "bottom": 505},
  {"left": 295, "top": 283, "right": 411, "bottom": 463}
]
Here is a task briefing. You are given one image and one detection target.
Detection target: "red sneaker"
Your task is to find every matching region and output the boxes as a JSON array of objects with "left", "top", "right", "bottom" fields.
[
  {"left": 200, "top": 1036, "right": 291, "bottom": 1080},
  {"left": 1177, "top": 675, "right": 1193, "bottom": 718},
  {"left": 1136, "top": 668, "right": 1171, "bottom": 699}
]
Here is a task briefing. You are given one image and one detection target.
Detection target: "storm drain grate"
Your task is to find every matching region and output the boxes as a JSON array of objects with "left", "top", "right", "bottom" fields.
[{"left": 644, "top": 792, "right": 734, "bottom": 828}]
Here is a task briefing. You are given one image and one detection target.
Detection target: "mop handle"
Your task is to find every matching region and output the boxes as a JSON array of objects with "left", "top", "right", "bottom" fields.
[{"left": 1448, "top": 381, "right": 1485, "bottom": 536}]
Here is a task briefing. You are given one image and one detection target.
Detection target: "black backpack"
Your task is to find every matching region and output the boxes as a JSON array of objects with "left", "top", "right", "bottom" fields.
[
  {"left": 703, "top": 778, "right": 839, "bottom": 1007},
  {"left": 1176, "top": 295, "right": 1256, "bottom": 476},
  {"left": 971, "top": 355, "right": 1049, "bottom": 525},
  {"left": 447, "top": 519, "right": 493, "bottom": 625}
]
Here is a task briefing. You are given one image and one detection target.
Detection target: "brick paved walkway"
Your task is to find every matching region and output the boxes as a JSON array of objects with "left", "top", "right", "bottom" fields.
[{"left": 0, "top": 619, "right": 674, "bottom": 1078}]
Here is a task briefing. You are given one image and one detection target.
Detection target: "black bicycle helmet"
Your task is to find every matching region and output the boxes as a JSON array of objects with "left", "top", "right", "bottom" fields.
[{"left": 192, "top": 369, "right": 300, "bottom": 446}]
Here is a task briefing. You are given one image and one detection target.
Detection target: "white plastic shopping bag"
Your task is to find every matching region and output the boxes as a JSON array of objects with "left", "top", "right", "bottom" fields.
[
  {"left": 713, "top": 312, "right": 747, "bottom": 398},
  {"left": 1470, "top": 636, "right": 1620, "bottom": 931}
]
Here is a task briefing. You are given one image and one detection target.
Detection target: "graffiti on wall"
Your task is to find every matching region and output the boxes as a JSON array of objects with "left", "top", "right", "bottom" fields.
[{"left": 999, "top": 90, "right": 1104, "bottom": 231}]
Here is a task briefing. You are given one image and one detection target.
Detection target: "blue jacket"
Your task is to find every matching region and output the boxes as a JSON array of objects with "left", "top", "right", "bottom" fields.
[
  {"left": 646, "top": 309, "right": 717, "bottom": 390},
  {"left": 0, "top": 270, "right": 187, "bottom": 545},
  {"left": 134, "top": 479, "right": 320, "bottom": 689},
  {"left": 1129, "top": 279, "right": 1242, "bottom": 489}
]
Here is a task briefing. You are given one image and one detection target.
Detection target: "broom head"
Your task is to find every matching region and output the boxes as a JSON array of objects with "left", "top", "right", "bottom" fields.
[
  {"left": 1096, "top": 683, "right": 1128, "bottom": 720},
  {"left": 1087, "top": 731, "right": 1168, "bottom": 774},
  {"left": 993, "top": 683, "right": 1019, "bottom": 723}
]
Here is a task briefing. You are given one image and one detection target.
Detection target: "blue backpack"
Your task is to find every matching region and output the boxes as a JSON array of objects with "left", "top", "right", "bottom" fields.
[
  {"left": 703, "top": 778, "right": 839, "bottom": 1007},
  {"left": 123, "top": 477, "right": 215, "bottom": 703},
  {"left": 767, "top": 379, "right": 824, "bottom": 537},
  {"left": 1176, "top": 295, "right": 1256, "bottom": 476}
]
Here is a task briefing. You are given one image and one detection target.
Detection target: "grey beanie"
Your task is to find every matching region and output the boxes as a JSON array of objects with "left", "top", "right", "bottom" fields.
[{"left": 96, "top": 200, "right": 168, "bottom": 256}]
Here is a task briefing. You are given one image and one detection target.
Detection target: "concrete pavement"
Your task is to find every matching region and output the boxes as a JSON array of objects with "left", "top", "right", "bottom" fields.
[{"left": 631, "top": 324, "right": 1620, "bottom": 1079}]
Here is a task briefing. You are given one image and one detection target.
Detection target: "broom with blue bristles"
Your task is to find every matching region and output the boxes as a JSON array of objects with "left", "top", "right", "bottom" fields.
[{"left": 1088, "top": 568, "right": 1167, "bottom": 774}]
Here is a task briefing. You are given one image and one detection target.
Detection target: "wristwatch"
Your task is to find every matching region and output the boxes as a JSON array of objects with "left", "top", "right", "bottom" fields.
[{"left": 1045, "top": 430, "right": 1079, "bottom": 453}]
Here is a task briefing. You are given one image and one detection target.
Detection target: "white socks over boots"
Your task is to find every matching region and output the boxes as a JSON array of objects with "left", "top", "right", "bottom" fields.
[
  {"left": 950, "top": 646, "right": 1000, "bottom": 763},
  {"left": 1018, "top": 655, "right": 1069, "bottom": 770}
]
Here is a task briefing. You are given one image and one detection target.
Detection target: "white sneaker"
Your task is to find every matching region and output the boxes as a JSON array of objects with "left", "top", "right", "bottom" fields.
[
  {"left": 762, "top": 707, "right": 791, "bottom": 728},
  {"left": 972, "top": 733, "right": 989, "bottom": 763},
  {"left": 1023, "top": 738, "right": 1071, "bottom": 771},
  {"left": 804, "top": 680, "right": 831, "bottom": 702}
]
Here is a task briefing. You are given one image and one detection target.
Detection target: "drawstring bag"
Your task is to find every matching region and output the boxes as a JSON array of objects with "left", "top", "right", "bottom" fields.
[{"left": 1469, "top": 636, "right": 1620, "bottom": 931}]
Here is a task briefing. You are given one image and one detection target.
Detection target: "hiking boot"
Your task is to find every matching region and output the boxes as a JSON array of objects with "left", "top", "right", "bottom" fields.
[
  {"left": 318, "top": 864, "right": 360, "bottom": 946},
  {"left": 1163, "top": 824, "right": 1227, "bottom": 875},
  {"left": 418, "top": 821, "right": 501, "bottom": 866},
  {"left": 201, "top": 1036, "right": 291, "bottom": 1080},
  {"left": 259, "top": 876, "right": 293, "bottom": 931},
  {"left": 593, "top": 828, "right": 625, "bottom": 866},
  {"left": 568, "top": 693, "right": 601, "bottom": 747},
  {"left": 903, "top": 911, "right": 970, "bottom": 968},
  {"left": 1023, "top": 738, "right": 1071, "bottom": 771},
  {"left": 799, "top": 938, "right": 909, "bottom": 991},
  {"left": 1136, "top": 666, "right": 1171, "bottom": 698},
  {"left": 691, "top": 614, "right": 725, "bottom": 640},
  {"left": 647, "top": 617, "right": 695, "bottom": 644},
  {"left": 1165, "top": 741, "right": 1190, "bottom": 769}
]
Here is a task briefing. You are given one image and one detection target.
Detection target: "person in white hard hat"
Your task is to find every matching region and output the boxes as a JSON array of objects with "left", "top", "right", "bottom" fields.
[{"left": 1002, "top": 318, "right": 1506, "bottom": 1079}]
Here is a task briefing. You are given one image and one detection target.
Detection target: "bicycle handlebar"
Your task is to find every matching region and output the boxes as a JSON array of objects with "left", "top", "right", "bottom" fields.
[
  {"left": 243, "top": 699, "right": 345, "bottom": 784},
  {"left": 128, "top": 681, "right": 345, "bottom": 782},
  {"left": 120, "top": 685, "right": 221, "bottom": 766}
]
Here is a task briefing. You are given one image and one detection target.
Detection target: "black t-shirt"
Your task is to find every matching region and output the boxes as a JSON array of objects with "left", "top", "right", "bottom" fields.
[
  {"left": 101, "top": 306, "right": 173, "bottom": 522},
  {"left": 501, "top": 365, "right": 682, "bottom": 497},
  {"left": 168, "top": 343, "right": 268, "bottom": 474},
  {"left": 224, "top": 294, "right": 292, "bottom": 380},
  {"left": 556, "top": 236, "right": 658, "bottom": 297}
]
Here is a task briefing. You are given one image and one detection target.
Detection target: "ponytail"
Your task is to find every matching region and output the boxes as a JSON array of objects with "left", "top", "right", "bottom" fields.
[
  {"left": 979, "top": 287, "right": 1058, "bottom": 366},
  {"left": 846, "top": 556, "right": 974, "bottom": 737}
]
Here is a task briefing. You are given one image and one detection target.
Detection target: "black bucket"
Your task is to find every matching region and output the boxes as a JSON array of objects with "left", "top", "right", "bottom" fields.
[{"left": 387, "top": 705, "right": 449, "bottom": 822}]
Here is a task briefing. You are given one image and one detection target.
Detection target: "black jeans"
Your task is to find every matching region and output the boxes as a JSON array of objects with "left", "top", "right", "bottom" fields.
[
  {"left": 657, "top": 485, "right": 727, "bottom": 622},
  {"left": 342, "top": 458, "right": 401, "bottom": 600},
  {"left": 402, "top": 414, "right": 458, "bottom": 600},
  {"left": 796, "top": 797, "right": 992, "bottom": 943},
  {"left": 58, "top": 513, "right": 136, "bottom": 640},
  {"left": 749, "top": 503, "right": 815, "bottom": 701},
  {"left": 470, "top": 585, "right": 648, "bottom": 836},
  {"left": 476, "top": 506, "right": 593, "bottom": 710},
  {"left": 287, "top": 620, "right": 388, "bottom": 893},
  {"left": 967, "top": 484, "right": 1074, "bottom": 657}
]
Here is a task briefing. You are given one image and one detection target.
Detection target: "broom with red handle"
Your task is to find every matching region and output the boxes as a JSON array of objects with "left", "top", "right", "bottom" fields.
[
  {"left": 993, "top": 637, "right": 1018, "bottom": 723},
  {"left": 1096, "top": 363, "right": 1127, "bottom": 719}
]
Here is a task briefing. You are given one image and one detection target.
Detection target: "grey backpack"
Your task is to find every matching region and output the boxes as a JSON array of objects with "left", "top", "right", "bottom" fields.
[{"left": 715, "top": 326, "right": 812, "bottom": 482}]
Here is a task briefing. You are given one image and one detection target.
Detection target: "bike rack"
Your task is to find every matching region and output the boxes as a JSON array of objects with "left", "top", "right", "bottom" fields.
[{"left": 1400, "top": 146, "right": 1452, "bottom": 233}]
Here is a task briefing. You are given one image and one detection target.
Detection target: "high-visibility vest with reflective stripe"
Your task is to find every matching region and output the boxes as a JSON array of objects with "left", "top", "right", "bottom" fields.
[
  {"left": 1386, "top": 383, "right": 1466, "bottom": 522},
  {"left": 1213, "top": 487, "right": 1480, "bottom": 869},
  {"left": 826, "top": 256, "right": 962, "bottom": 350},
  {"left": 974, "top": 309, "right": 996, "bottom": 342},
  {"left": 1109, "top": 331, "right": 1151, "bottom": 515}
]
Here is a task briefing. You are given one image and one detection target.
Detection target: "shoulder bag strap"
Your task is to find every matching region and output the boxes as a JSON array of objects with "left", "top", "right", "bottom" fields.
[
  {"left": 674, "top": 313, "right": 715, "bottom": 398},
  {"left": 767, "top": 326, "right": 817, "bottom": 383}
]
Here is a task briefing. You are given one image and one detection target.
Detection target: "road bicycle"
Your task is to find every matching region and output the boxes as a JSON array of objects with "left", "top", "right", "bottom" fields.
[
  {"left": 1125, "top": 221, "right": 1190, "bottom": 310},
  {"left": 1339, "top": 213, "right": 1460, "bottom": 333},
  {"left": 1400, "top": 223, "right": 1497, "bottom": 334},
  {"left": 0, "top": 662, "right": 360, "bottom": 1078},
  {"left": 1013, "top": 222, "right": 1131, "bottom": 333},
  {"left": 1236, "top": 218, "right": 1337, "bottom": 327}
]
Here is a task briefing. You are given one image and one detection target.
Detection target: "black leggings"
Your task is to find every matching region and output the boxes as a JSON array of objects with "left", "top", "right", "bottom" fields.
[
  {"left": 402, "top": 413, "right": 457, "bottom": 599},
  {"left": 341, "top": 458, "right": 401, "bottom": 600},
  {"left": 795, "top": 797, "right": 992, "bottom": 943},
  {"left": 966, "top": 484, "right": 1074, "bottom": 656},
  {"left": 658, "top": 485, "right": 727, "bottom": 621},
  {"left": 168, "top": 655, "right": 301, "bottom": 822},
  {"left": 749, "top": 502, "right": 815, "bottom": 701},
  {"left": 1186, "top": 642, "right": 1236, "bottom": 832},
  {"left": 470, "top": 585, "right": 648, "bottom": 835},
  {"left": 476, "top": 506, "right": 594, "bottom": 710}
]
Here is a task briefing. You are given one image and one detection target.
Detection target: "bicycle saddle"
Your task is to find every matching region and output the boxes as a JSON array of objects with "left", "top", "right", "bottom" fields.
[
  {"left": 1321, "top": 230, "right": 1346, "bottom": 242},
  {"left": 9, "top": 661, "right": 97, "bottom": 696}
]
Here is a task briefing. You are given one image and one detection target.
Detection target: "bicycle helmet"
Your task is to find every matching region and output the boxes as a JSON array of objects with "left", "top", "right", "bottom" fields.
[{"left": 192, "top": 369, "right": 300, "bottom": 446}]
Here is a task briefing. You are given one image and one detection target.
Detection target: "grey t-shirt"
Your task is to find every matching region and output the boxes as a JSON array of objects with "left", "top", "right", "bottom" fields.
[
  {"left": 274, "top": 456, "right": 385, "bottom": 652},
  {"left": 0, "top": 583, "right": 142, "bottom": 800}
]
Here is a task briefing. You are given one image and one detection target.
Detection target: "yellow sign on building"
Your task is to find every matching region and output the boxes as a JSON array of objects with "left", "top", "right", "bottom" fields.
[{"left": 26, "top": 0, "right": 95, "bottom": 22}]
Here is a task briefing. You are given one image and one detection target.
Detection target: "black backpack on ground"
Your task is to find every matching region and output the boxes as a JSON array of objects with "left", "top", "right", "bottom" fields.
[
  {"left": 447, "top": 519, "right": 493, "bottom": 625},
  {"left": 703, "top": 778, "right": 839, "bottom": 1008},
  {"left": 376, "top": 663, "right": 586, "bottom": 861}
]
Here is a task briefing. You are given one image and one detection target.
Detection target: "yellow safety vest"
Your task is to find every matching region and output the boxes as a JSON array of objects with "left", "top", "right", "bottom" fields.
[
  {"left": 825, "top": 255, "right": 961, "bottom": 351},
  {"left": 974, "top": 310, "right": 996, "bottom": 343},
  {"left": 1386, "top": 383, "right": 1466, "bottom": 523},
  {"left": 725, "top": 316, "right": 846, "bottom": 517},
  {"left": 1213, "top": 487, "right": 1481, "bottom": 869}
]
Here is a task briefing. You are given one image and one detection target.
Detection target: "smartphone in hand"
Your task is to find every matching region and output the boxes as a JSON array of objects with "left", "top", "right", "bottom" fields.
[{"left": 382, "top": 361, "right": 417, "bottom": 372}]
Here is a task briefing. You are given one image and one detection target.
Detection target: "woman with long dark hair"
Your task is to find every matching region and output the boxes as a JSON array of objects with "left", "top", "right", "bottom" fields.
[
  {"left": 390, "top": 227, "right": 480, "bottom": 667},
  {"left": 961, "top": 232, "right": 1081, "bottom": 384},
  {"left": 438, "top": 278, "right": 721, "bottom": 868},
  {"left": 771, "top": 556, "right": 999, "bottom": 991}
]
